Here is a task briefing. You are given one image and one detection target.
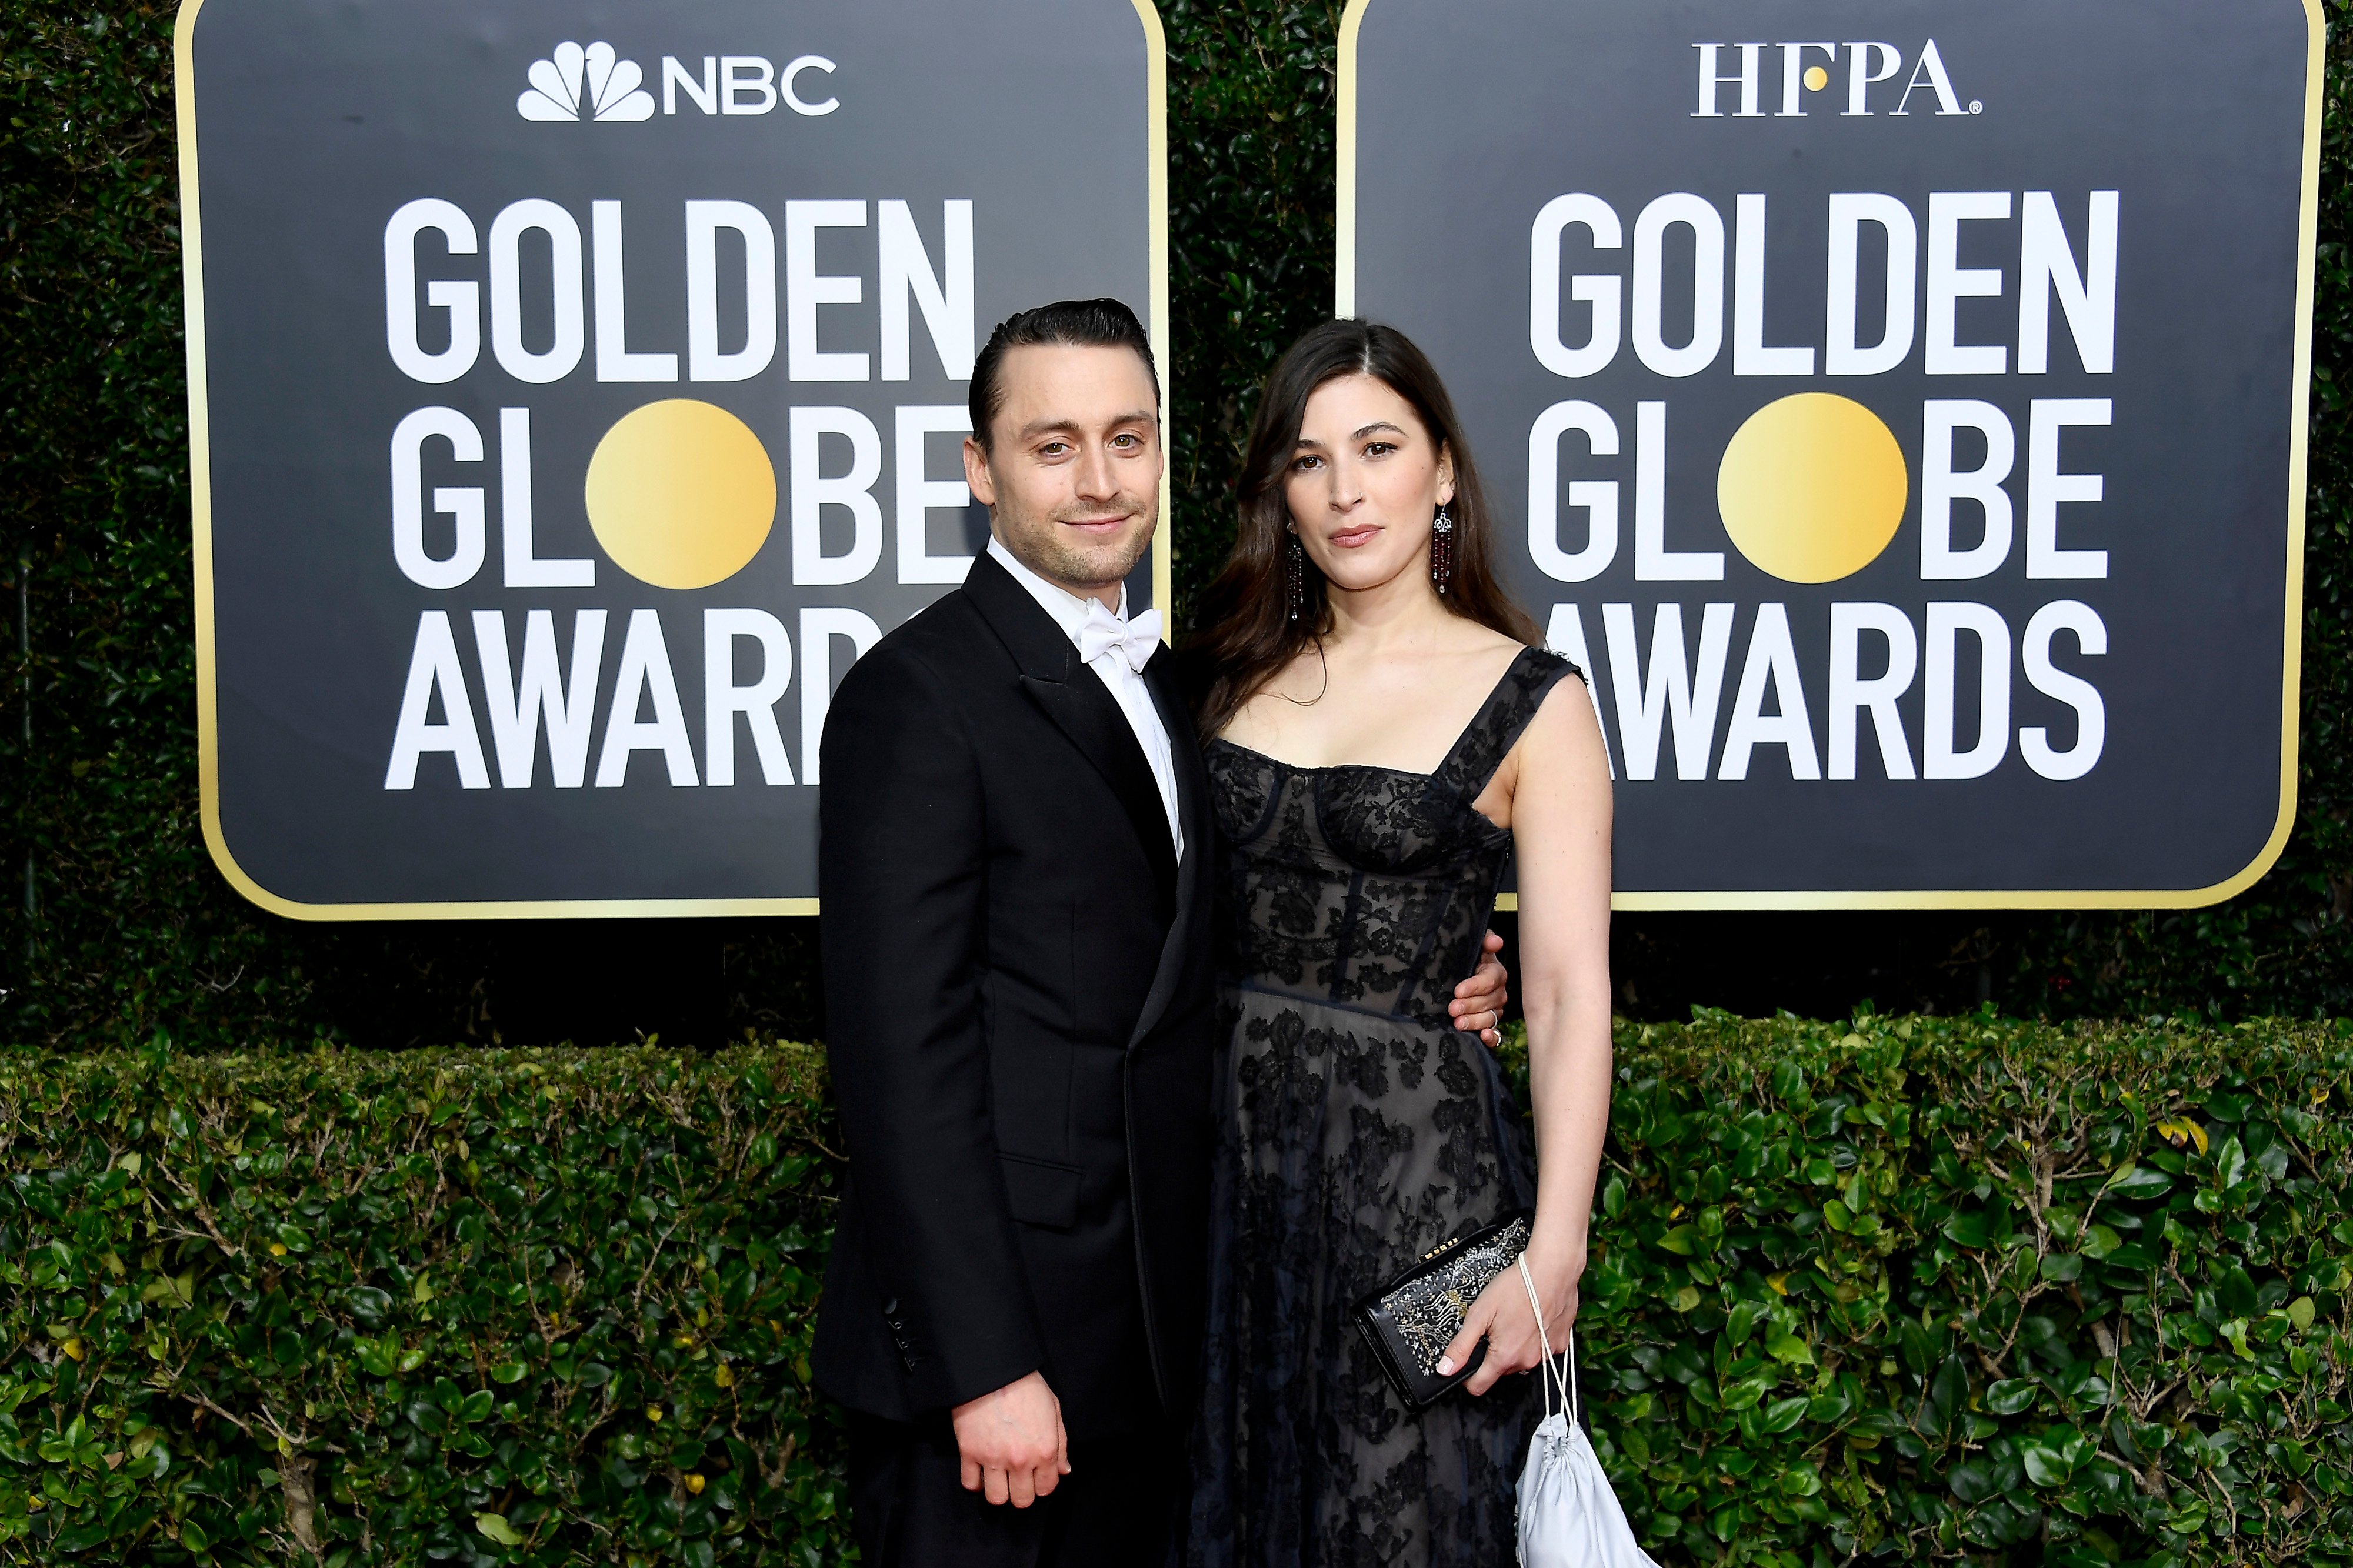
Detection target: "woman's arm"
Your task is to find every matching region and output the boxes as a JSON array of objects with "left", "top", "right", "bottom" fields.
[{"left": 1439, "top": 678, "right": 1614, "bottom": 1392}]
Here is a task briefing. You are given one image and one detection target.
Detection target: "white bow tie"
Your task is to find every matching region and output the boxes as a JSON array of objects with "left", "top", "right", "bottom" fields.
[{"left": 1078, "top": 600, "right": 1163, "bottom": 673}]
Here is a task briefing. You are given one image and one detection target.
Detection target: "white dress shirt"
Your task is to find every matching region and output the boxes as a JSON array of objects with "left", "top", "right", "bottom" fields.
[{"left": 986, "top": 537, "right": 1184, "bottom": 862}]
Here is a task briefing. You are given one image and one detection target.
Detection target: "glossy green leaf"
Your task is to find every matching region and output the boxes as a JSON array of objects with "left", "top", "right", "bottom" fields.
[
  {"left": 475, "top": 1512, "right": 526, "bottom": 1546},
  {"left": 2021, "top": 1440, "right": 2074, "bottom": 1488},
  {"left": 1943, "top": 1209, "right": 1998, "bottom": 1248},
  {"left": 2105, "top": 1163, "right": 2174, "bottom": 1199},
  {"left": 1719, "top": 1374, "right": 1770, "bottom": 1412},
  {"left": 1777, "top": 1459, "right": 1822, "bottom": 1496},
  {"left": 1725, "top": 1300, "right": 1759, "bottom": 1345},
  {"left": 2204, "top": 1092, "right": 2251, "bottom": 1123},
  {"left": 2215, "top": 1136, "right": 2251, "bottom": 1189},
  {"left": 1950, "top": 1459, "right": 1997, "bottom": 1504},
  {"left": 1984, "top": 1378, "right": 2041, "bottom": 1415}
]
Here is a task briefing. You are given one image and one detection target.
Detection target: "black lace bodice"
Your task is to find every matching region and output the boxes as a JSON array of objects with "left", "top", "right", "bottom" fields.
[{"left": 1205, "top": 647, "right": 1582, "bottom": 1034}]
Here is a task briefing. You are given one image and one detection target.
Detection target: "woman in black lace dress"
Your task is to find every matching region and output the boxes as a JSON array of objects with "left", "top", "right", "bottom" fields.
[{"left": 1180, "top": 321, "right": 1616, "bottom": 1567}]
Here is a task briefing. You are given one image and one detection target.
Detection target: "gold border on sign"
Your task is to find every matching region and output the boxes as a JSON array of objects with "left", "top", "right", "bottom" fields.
[
  {"left": 178, "top": 0, "right": 1171, "bottom": 921},
  {"left": 1136, "top": 0, "right": 1174, "bottom": 623},
  {"left": 1341, "top": 0, "right": 2320, "bottom": 913}
]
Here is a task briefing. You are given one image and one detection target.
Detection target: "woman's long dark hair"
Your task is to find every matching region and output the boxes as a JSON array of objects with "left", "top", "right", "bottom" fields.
[{"left": 1189, "top": 319, "right": 1540, "bottom": 738}]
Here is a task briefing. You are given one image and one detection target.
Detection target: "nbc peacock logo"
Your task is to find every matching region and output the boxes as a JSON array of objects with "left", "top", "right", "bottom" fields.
[{"left": 516, "top": 41, "right": 656, "bottom": 122}]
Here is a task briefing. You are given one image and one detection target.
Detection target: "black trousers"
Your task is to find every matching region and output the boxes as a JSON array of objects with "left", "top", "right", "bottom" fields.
[{"left": 846, "top": 1409, "right": 1182, "bottom": 1567}]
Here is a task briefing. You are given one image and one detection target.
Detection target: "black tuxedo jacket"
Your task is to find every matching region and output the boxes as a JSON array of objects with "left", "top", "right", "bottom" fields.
[{"left": 811, "top": 551, "right": 1217, "bottom": 1440}]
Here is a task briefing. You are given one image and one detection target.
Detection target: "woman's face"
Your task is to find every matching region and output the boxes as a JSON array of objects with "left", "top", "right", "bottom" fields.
[{"left": 1282, "top": 373, "right": 1455, "bottom": 598}]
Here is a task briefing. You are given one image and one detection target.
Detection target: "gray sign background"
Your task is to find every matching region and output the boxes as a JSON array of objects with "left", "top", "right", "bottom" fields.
[
  {"left": 1348, "top": 0, "right": 2317, "bottom": 905},
  {"left": 184, "top": 0, "right": 1161, "bottom": 912}
]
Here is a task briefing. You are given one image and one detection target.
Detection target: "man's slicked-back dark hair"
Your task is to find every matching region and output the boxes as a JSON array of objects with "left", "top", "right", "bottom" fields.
[{"left": 968, "top": 298, "right": 1159, "bottom": 449}]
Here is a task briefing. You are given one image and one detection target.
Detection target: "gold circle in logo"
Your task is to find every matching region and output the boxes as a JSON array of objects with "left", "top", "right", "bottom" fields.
[
  {"left": 1802, "top": 65, "right": 1830, "bottom": 92},
  {"left": 1716, "top": 393, "right": 1908, "bottom": 583},
  {"left": 584, "top": 400, "right": 776, "bottom": 589}
]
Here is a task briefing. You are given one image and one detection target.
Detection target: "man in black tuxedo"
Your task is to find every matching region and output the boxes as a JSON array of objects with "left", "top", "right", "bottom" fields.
[{"left": 814, "top": 299, "right": 1509, "bottom": 1566}]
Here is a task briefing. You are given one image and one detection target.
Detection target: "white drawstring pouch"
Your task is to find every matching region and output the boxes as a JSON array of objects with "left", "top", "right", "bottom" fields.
[{"left": 1515, "top": 1256, "right": 1662, "bottom": 1568}]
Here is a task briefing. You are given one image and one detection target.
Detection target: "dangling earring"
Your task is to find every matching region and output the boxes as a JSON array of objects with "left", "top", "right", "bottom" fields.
[
  {"left": 1285, "top": 525, "right": 1308, "bottom": 621},
  {"left": 1430, "top": 503, "right": 1455, "bottom": 596}
]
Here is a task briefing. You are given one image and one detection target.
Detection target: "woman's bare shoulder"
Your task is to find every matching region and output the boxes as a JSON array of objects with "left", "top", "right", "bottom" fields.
[
  {"left": 1452, "top": 619, "right": 1525, "bottom": 655},
  {"left": 1435, "top": 619, "right": 1528, "bottom": 680}
]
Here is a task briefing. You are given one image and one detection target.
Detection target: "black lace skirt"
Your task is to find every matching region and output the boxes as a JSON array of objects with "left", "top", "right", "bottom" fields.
[{"left": 1182, "top": 985, "right": 1539, "bottom": 1568}]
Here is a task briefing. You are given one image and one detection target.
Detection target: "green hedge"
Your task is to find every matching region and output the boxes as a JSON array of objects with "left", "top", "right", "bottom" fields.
[
  {"left": 1, "top": 1042, "right": 855, "bottom": 1564},
  {"left": 6, "top": 1015, "right": 2351, "bottom": 1564},
  {"left": 5, "top": 1, "right": 2353, "bottom": 1042},
  {"left": 1556, "top": 1013, "right": 2353, "bottom": 1566}
]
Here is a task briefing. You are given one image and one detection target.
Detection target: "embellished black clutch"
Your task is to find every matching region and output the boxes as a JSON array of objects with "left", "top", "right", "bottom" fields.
[{"left": 1351, "top": 1210, "right": 1534, "bottom": 1409}]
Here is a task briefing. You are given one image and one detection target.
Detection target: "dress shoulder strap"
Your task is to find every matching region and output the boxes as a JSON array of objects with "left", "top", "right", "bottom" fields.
[{"left": 1434, "top": 646, "right": 1583, "bottom": 802}]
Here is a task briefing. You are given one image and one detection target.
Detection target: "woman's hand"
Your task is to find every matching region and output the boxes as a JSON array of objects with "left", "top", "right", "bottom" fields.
[
  {"left": 1437, "top": 1246, "right": 1584, "bottom": 1396},
  {"left": 1448, "top": 929, "right": 1510, "bottom": 1046}
]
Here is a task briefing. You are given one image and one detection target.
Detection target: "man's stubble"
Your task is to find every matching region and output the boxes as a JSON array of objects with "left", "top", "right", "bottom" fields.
[{"left": 992, "top": 493, "right": 1158, "bottom": 598}]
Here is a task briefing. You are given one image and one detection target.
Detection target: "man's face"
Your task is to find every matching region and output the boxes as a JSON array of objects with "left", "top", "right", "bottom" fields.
[{"left": 964, "top": 342, "right": 1161, "bottom": 605}]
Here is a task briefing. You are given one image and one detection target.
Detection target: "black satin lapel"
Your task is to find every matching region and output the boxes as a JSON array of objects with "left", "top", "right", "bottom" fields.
[
  {"left": 1126, "top": 652, "right": 1209, "bottom": 1051},
  {"left": 1143, "top": 652, "right": 1208, "bottom": 859},
  {"left": 1019, "top": 672, "right": 1178, "bottom": 902},
  {"left": 962, "top": 551, "right": 1083, "bottom": 681}
]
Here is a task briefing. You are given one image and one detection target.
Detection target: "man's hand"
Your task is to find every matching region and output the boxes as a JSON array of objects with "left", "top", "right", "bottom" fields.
[
  {"left": 952, "top": 1371, "right": 1070, "bottom": 1507},
  {"left": 1449, "top": 929, "right": 1511, "bottom": 1046}
]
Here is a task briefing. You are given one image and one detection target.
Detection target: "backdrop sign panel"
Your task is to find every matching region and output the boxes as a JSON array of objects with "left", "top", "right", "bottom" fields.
[
  {"left": 1342, "top": 0, "right": 2321, "bottom": 908},
  {"left": 178, "top": 0, "right": 1166, "bottom": 916}
]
